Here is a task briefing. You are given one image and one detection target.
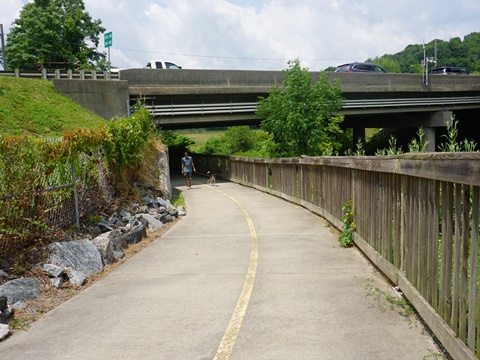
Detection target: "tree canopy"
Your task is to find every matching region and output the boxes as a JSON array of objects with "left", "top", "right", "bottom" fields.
[
  {"left": 366, "top": 32, "right": 480, "bottom": 74},
  {"left": 256, "top": 59, "right": 345, "bottom": 157},
  {"left": 5, "top": 0, "right": 106, "bottom": 70}
]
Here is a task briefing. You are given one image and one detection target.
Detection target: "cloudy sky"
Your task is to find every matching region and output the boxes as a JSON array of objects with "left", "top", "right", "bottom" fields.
[{"left": 1, "top": 0, "right": 479, "bottom": 71}]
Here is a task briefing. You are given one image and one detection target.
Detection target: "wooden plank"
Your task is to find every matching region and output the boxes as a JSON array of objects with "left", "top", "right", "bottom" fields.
[
  {"left": 438, "top": 182, "right": 447, "bottom": 318},
  {"left": 316, "top": 166, "right": 325, "bottom": 209},
  {"left": 363, "top": 171, "right": 368, "bottom": 242},
  {"left": 307, "top": 165, "right": 313, "bottom": 203},
  {"left": 385, "top": 173, "right": 393, "bottom": 262},
  {"left": 369, "top": 172, "right": 375, "bottom": 248},
  {"left": 442, "top": 182, "right": 454, "bottom": 324},
  {"left": 401, "top": 175, "right": 409, "bottom": 277},
  {"left": 298, "top": 164, "right": 305, "bottom": 201},
  {"left": 452, "top": 183, "right": 462, "bottom": 333},
  {"left": 459, "top": 185, "right": 470, "bottom": 341},
  {"left": 471, "top": 187, "right": 480, "bottom": 354},
  {"left": 419, "top": 178, "right": 428, "bottom": 299},
  {"left": 425, "top": 179, "right": 433, "bottom": 305},
  {"left": 394, "top": 174, "right": 402, "bottom": 269},
  {"left": 431, "top": 180, "right": 440, "bottom": 310},
  {"left": 411, "top": 177, "right": 418, "bottom": 287},
  {"left": 373, "top": 172, "right": 379, "bottom": 252},
  {"left": 378, "top": 173, "right": 385, "bottom": 257},
  {"left": 355, "top": 170, "right": 363, "bottom": 238},
  {"left": 422, "top": 179, "right": 430, "bottom": 300}
]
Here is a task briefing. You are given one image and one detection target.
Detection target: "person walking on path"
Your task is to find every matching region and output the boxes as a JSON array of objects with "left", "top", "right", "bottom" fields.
[{"left": 181, "top": 151, "right": 196, "bottom": 188}]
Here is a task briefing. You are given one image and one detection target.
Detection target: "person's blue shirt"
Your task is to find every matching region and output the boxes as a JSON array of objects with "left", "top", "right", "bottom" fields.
[{"left": 182, "top": 156, "right": 194, "bottom": 173}]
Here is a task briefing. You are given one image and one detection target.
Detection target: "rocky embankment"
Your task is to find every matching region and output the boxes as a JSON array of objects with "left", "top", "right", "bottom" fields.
[{"left": 0, "top": 182, "right": 185, "bottom": 340}]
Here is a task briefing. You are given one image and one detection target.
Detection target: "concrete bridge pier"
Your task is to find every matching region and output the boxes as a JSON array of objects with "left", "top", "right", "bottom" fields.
[
  {"left": 352, "top": 127, "right": 366, "bottom": 150},
  {"left": 347, "top": 110, "right": 452, "bottom": 153},
  {"left": 421, "top": 110, "right": 452, "bottom": 152}
]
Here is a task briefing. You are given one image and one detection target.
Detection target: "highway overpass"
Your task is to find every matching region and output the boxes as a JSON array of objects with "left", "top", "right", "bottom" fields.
[
  {"left": 117, "top": 69, "right": 480, "bottom": 150},
  {"left": 45, "top": 68, "right": 480, "bottom": 150}
]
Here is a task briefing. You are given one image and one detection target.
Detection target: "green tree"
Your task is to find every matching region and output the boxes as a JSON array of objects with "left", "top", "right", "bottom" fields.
[
  {"left": 368, "top": 56, "right": 401, "bottom": 73},
  {"left": 223, "top": 126, "right": 256, "bottom": 154},
  {"left": 6, "top": 0, "right": 105, "bottom": 70},
  {"left": 256, "top": 59, "right": 344, "bottom": 157}
]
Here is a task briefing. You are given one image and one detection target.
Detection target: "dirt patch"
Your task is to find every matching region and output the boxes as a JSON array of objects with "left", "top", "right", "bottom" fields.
[{"left": 8, "top": 219, "right": 179, "bottom": 334}]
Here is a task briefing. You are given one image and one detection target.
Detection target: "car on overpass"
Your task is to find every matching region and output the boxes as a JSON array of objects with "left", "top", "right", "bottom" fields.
[
  {"left": 429, "top": 66, "right": 470, "bottom": 75},
  {"left": 145, "top": 60, "right": 182, "bottom": 69},
  {"left": 335, "top": 62, "right": 388, "bottom": 73}
]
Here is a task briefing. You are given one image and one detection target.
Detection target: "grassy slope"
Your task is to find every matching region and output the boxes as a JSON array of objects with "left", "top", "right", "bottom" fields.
[{"left": 0, "top": 77, "right": 107, "bottom": 136}]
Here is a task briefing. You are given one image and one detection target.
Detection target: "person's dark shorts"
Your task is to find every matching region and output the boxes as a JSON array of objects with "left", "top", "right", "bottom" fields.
[{"left": 183, "top": 171, "right": 192, "bottom": 179}]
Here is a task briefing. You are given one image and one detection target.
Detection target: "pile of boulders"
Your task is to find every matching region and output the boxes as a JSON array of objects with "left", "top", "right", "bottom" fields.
[{"left": 0, "top": 184, "right": 185, "bottom": 340}]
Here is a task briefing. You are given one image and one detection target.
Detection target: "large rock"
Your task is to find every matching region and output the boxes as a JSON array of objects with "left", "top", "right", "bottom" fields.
[
  {"left": 66, "top": 269, "right": 87, "bottom": 287},
  {"left": 142, "top": 196, "right": 156, "bottom": 205},
  {"left": 141, "top": 214, "right": 163, "bottom": 231},
  {"left": 93, "top": 230, "right": 126, "bottom": 265},
  {"left": 119, "top": 224, "right": 147, "bottom": 245},
  {"left": 50, "top": 278, "right": 63, "bottom": 288},
  {"left": 0, "top": 323, "right": 10, "bottom": 341},
  {"left": 0, "top": 306, "right": 13, "bottom": 324},
  {"left": 43, "top": 264, "right": 64, "bottom": 278},
  {"left": 164, "top": 199, "right": 176, "bottom": 211},
  {"left": 177, "top": 206, "right": 186, "bottom": 216},
  {"left": 93, "top": 235, "right": 115, "bottom": 265},
  {"left": 157, "top": 146, "right": 172, "bottom": 200},
  {"left": 120, "top": 209, "right": 133, "bottom": 222},
  {"left": 48, "top": 240, "right": 103, "bottom": 278},
  {"left": 0, "top": 278, "right": 41, "bottom": 304},
  {"left": 0, "top": 270, "right": 9, "bottom": 282}
]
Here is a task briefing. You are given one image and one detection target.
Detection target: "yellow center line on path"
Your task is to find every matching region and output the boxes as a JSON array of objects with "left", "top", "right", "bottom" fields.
[{"left": 206, "top": 185, "right": 259, "bottom": 360}]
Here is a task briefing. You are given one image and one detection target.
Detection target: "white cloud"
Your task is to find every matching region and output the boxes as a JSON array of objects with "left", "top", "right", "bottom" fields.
[
  {"left": 0, "top": 0, "right": 24, "bottom": 29},
  {"left": 1, "top": 0, "right": 480, "bottom": 71}
]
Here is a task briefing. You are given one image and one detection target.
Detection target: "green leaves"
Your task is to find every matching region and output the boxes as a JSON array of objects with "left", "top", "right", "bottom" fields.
[
  {"left": 5, "top": 0, "right": 106, "bottom": 70},
  {"left": 103, "top": 108, "right": 154, "bottom": 177},
  {"left": 199, "top": 126, "right": 271, "bottom": 157},
  {"left": 0, "top": 107, "right": 155, "bottom": 258},
  {"left": 368, "top": 31, "right": 480, "bottom": 74},
  {"left": 257, "top": 59, "right": 344, "bottom": 157},
  {"left": 339, "top": 200, "right": 355, "bottom": 248}
]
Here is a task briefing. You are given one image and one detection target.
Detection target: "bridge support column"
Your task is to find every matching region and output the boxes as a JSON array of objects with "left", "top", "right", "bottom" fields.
[
  {"left": 353, "top": 127, "right": 365, "bottom": 148},
  {"left": 423, "top": 110, "right": 452, "bottom": 152},
  {"left": 424, "top": 128, "right": 436, "bottom": 152}
]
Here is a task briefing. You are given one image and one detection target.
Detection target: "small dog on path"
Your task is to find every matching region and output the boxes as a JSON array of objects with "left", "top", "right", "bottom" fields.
[{"left": 207, "top": 171, "right": 216, "bottom": 186}]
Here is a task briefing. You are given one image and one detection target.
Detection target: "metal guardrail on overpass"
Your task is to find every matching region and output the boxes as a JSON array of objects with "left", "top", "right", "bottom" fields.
[
  {"left": 140, "top": 96, "right": 480, "bottom": 117},
  {"left": 0, "top": 69, "right": 118, "bottom": 80}
]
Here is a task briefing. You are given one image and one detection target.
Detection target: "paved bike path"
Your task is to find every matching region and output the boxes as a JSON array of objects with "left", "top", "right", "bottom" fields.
[{"left": 0, "top": 177, "right": 439, "bottom": 359}]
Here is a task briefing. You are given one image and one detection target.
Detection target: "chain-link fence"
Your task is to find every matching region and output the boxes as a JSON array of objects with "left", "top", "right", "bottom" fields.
[{"left": 0, "top": 148, "right": 115, "bottom": 261}]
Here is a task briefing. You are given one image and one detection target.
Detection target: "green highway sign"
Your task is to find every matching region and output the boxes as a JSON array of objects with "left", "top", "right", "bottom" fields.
[{"left": 104, "top": 32, "right": 112, "bottom": 48}]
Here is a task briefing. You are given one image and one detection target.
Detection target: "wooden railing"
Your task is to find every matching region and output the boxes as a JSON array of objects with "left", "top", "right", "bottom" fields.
[
  {"left": 0, "top": 69, "right": 118, "bottom": 80},
  {"left": 194, "top": 153, "right": 480, "bottom": 360}
]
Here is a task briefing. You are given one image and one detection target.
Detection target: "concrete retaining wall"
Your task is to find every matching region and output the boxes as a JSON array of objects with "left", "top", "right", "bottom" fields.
[{"left": 52, "top": 80, "right": 130, "bottom": 120}]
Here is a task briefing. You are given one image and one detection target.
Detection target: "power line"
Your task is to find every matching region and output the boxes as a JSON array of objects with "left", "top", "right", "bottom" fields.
[{"left": 105, "top": 46, "right": 363, "bottom": 63}]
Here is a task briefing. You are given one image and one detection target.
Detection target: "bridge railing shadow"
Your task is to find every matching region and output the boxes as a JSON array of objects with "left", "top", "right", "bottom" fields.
[{"left": 194, "top": 152, "right": 480, "bottom": 360}]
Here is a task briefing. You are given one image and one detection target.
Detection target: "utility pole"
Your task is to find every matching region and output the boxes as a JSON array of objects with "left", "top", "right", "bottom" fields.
[
  {"left": 0, "top": 24, "right": 6, "bottom": 70},
  {"left": 422, "top": 42, "right": 435, "bottom": 86},
  {"left": 422, "top": 43, "right": 426, "bottom": 85}
]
